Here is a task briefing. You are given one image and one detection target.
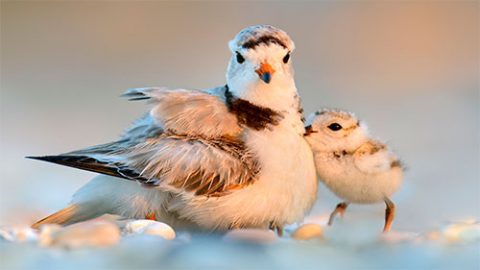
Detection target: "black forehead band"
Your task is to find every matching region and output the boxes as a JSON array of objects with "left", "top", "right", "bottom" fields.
[{"left": 242, "top": 35, "right": 288, "bottom": 50}]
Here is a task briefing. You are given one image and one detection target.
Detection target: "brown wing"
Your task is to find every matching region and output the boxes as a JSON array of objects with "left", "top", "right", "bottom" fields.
[
  {"left": 28, "top": 134, "right": 259, "bottom": 197},
  {"left": 29, "top": 86, "right": 258, "bottom": 196},
  {"left": 353, "top": 140, "right": 403, "bottom": 174},
  {"left": 122, "top": 86, "right": 242, "bottom": 139}
]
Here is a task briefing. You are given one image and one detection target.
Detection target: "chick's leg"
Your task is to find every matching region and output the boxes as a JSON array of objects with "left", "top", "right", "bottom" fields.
[
  {"left": 328, "top": 202, "right": 349, "bottom": 226},
  {"left": 383, "top": 197, "right": 395, "bottom": 232}
]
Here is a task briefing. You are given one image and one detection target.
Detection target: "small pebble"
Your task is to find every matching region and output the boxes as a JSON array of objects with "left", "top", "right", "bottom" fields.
[
  {"left": 442, "top": 220, "right": 480, "bottom": 243},
  {"left": 38, "top": 224, "right": 62, "bottom": 247},
  {"left": 292, "top": 224, "right": 323, "bottom": 240},
  {"left": 0, "top": 227, "right": 15, "bottom": 242},
  {"left": 124, "top": 219, "right": 176, "bottom": 240},
  {"left": 44, "top": 221, "right": 120, "bottom": 248},
  {"left": 0, "top": 226, "right": 38, "bottom": 242},
  {"left": 223, "top": 229, "right": 277, "bottom": 243}
]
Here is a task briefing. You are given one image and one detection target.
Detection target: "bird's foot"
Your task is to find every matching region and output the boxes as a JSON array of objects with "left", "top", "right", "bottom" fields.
[{"left": 328, "top": 202, "right": 349, "bottom": 226}]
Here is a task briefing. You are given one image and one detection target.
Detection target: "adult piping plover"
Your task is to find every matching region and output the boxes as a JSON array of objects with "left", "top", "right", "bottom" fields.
[
  {"left": 29, "top": 25, "right": 317, "bottom": 235},
  {"left": 304, "top": 109, "right": 403, "bottom": 232}
]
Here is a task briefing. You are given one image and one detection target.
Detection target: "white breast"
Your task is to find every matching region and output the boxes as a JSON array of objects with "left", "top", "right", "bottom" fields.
[{"left": 244, "top": 117, "right": 318, "bottom": 222}]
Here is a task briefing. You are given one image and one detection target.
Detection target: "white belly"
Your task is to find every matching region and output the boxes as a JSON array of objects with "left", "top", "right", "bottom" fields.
[{"left": 176, "top": 123, "right": 318, "bottom": 230}]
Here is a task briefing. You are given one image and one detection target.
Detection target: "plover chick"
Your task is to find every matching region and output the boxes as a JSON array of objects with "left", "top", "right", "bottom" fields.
[{"left": 304, "top": 109, "right": 403, "bottom": 232}]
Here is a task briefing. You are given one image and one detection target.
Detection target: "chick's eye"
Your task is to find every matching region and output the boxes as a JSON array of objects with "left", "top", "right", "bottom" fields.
[
  {"left": 283, "top": 52, "right": 290, "bottom": 64},
  {"left": 327, "top": 123, "right": 342, "bottom": 131},
  {"left": 236, "top": 52, "right": 245, "bottom": 64}
]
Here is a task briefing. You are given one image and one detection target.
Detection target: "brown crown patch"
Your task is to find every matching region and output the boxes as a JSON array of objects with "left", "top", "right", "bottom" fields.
[{"left": 242, "top": 35, "right": 288, "bottom": 50}]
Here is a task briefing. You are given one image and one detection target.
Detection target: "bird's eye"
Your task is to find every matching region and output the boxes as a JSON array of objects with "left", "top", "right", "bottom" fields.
[
  {"left": 327, "top": 123, "right": 342, "bottom": 131},
  {"left": 236, "top": 52, "right": 245, "bottom": 64},
  {"left": 283, "top": 52, "right": 290, "bottom": 64}
]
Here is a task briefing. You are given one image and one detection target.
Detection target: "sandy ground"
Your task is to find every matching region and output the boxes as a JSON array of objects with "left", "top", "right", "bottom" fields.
[{"left": 1, "top": 217, "right": 479, "bottom": 270}]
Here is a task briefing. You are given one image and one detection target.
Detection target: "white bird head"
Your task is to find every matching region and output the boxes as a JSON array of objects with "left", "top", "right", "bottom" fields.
[
  {"left": 304, "top": 109, "right": 369, "bottom": 152},
  {"left": 226, "top": 25, "right": 296, "bottom": 108}
]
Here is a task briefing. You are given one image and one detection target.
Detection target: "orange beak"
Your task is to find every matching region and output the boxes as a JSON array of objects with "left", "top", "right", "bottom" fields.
[{"left": 255, "top": 62, "right": 275, "bottom": 84}]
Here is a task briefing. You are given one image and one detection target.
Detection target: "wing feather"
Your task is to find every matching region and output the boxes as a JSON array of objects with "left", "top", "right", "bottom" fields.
[
  {"left": 123, "top": 86, "right": 242, "bottom": 139},
  {"left": 30, "top": 134, "right": 259, "bottom": 196},
  {"left": 29, "top": 86, "right": 256, "bottom": 196},
  {"left": 353, "top": 140, "right": 400, "bottom": 174}
]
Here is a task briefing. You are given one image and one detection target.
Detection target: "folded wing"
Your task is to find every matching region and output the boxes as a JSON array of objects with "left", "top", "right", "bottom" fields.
[
  {"left": 122, "top": 86, "right": 242, "bottom": 139},
  {"left": 353, "top": 140, "right": 401, "bottom": 174},
  {"left": 29, "top": 86, "right": 258, "bottom": 197}
]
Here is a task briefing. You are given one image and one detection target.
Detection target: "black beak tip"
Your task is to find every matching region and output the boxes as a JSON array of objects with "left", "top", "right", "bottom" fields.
[
  {"left": 261, "top": 73, "right": 271, "bottom": 84},
  {"left": 304, "top": 125, "right": 317, "bottom": 136}
]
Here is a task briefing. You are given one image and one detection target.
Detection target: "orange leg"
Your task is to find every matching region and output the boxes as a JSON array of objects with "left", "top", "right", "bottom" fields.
[
  {"left": 383, "top": 197, "right": 395, "bottom": 233},
  {"left": 328, "top": 202, "right": 349, "bottom": 226},
  {"left": 145, "top": 212, "right": 157, "bottom": 221}
]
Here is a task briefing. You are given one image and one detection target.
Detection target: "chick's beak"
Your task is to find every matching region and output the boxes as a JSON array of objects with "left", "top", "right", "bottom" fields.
[
  {"left": 304, "top": 125, "right": 317, "bottom": 136},
  {"left": 255, "top": 62, "right": 275, "bottom": 84}
]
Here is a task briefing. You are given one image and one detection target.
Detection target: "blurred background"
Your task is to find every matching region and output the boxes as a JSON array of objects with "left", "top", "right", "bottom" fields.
[{"left": 1, "top": 1, "right": 478, "bottom": 233}]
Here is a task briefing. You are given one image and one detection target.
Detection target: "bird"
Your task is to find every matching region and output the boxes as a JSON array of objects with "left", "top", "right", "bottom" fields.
[
  {"left": 28, "top": 25, "right": 318, "bottom": 235},
  {"left": 304, "top": 109, "right": 403, "bottom": 232}
]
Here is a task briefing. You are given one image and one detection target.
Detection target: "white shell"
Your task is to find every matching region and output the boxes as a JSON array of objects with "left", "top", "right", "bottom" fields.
[
  {"left": 124, "top": 219, "right": 158, "bottom": 234},
  {"left": 124, "top": 219, "right": 176, "bottom": 240}
]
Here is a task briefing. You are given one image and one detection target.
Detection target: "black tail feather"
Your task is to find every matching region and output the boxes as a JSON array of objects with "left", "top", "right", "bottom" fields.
[{"left": 26, "top": 155, "right": 148, "bottom": 182}]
